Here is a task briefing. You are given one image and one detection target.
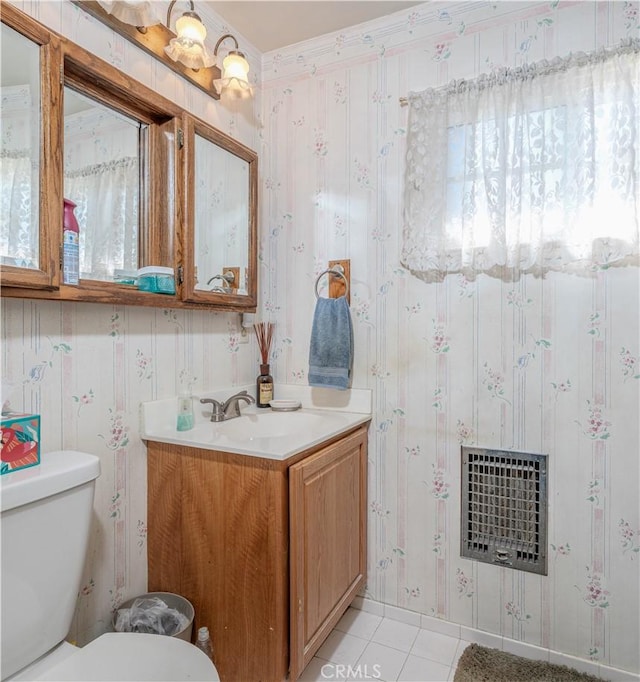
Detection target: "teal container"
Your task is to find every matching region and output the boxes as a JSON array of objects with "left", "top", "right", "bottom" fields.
[
  {"left": 137, "top": 266, "right": 175, "bottom": 295},
  {"left": 113, "top": 269, "right": 138, "bottom": 286},
  {"left": 176, "top": 392, "right": 194, "bottom": 432}
]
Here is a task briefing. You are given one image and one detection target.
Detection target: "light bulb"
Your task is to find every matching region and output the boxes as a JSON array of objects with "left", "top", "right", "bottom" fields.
[
  {"left": 213, "top": 51, "right": 251, "bottom": 95},
  {"left": 175, "top": 11, "right": 206, "bottom": 46},
  {"left": 164, "top": 11, "right": 215, "bottom": 69}
]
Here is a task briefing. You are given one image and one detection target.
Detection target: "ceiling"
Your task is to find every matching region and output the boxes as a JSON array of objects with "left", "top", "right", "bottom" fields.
[{"left": 210, "top": 1, "right": 425, "bottom": 52}]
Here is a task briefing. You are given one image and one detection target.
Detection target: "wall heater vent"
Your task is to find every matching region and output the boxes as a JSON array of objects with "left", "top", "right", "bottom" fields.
[{"left": 461, "top": 447, "right": 548, "bottom": 575}]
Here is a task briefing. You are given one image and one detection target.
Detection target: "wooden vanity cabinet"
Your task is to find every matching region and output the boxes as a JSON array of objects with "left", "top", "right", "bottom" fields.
[{"left": 147, "top": 424, "right": 368, "bottom": 682}]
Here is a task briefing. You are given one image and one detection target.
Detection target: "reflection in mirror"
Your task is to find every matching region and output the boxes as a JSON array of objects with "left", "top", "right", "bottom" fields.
[
  {"left": 0, "top": 22, "right": 41, "bottom": 270},
  {"left": 194, "top": 133, "right": 249, "bottom": 295},
  {"left": 64, "top": 87, "right": 143, "bottom": 281}
]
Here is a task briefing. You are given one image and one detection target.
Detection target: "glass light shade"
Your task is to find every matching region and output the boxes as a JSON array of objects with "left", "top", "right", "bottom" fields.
[
  {"left": 165, "top": 37, "right": 216, "bottom": 69},
  {"left": 164, "top": 10, "right": 214, "bottom": 69},
  {"left": 97, "top": 1, "right": 160, "bottom": 26},
  {"left": 213, "top": 51, "right": 251, "bottom": 95},
  {"left": 175, "top": 12, "right": 207, "bottom": 45}
]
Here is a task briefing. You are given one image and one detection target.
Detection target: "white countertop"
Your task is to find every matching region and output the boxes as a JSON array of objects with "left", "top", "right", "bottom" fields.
[{"left": 141, "top": 385, "right": 372, "bottom": 460}]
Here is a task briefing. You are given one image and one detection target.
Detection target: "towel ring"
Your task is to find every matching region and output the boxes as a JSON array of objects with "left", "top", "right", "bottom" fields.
[{"left": 314, "top": 266, "right": 350, "bottom": 299}]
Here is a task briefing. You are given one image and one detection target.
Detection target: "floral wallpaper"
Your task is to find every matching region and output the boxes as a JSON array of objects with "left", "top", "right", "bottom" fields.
[
  {"left": 2, "top": 0, "right": 639, "bottom": 677},
  {"left": 2, "top": 0, "right": 261, "bottom": 647},
  {"left": 1, "top": 299, "right": 257, "bottom": 643},
  {"left": 260, "top": 0, "right": 640, "bottom": 675}
]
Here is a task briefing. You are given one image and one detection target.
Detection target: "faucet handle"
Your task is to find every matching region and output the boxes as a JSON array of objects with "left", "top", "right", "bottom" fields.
[
  {"left": 200, "top": 398, "right": 224, "bottom": 422},
  {"left": 222, "top": 391, "right": 255, "bottom": 418}
]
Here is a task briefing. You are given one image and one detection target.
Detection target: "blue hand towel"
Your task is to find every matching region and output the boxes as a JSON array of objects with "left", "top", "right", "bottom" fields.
[{"left": 308, "top": 296, "right": 353, "bottom": 390}]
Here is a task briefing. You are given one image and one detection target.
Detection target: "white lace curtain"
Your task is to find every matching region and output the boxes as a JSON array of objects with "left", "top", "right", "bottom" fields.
[
  {"left": 1, "top": 152, "right": 37, "bottom": 268},
  {"left": 1, "top": 85, "right": 39, "bottom": 269},
  {"left": 1, "top": 97, "right": 138, "bottom": 279},
  {"left": 402, "top": 39, "right": 640, "bottom": 280},
  {"left": 2, "top": 155, "right": 140, "bottom": 280},
  {"left": 64, "top": 107, "right": 140, "bottom": 281},
  {"left": 65, "top": 158, "right": 139, "bottom": 280}
]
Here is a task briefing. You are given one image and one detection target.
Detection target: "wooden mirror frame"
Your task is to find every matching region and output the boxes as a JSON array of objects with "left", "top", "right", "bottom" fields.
[
  {"left": 180, "top": 114, "right": 258, "bottom": 309},
  {"left": 0, "top": 3, "right": 62, "bottom": 290},
  {"left": 1, "top": 5, "right": 258, "bottom": 312}
]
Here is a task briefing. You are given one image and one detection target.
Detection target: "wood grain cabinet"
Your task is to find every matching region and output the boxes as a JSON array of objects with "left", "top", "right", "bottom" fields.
[{"left": 147, "top": 424, "right": 368, "bottom": 682}]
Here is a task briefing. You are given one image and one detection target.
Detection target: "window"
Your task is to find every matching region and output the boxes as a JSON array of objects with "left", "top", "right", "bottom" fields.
[{"left": 402, "top": 40, "right": 639, "bottom": 279}]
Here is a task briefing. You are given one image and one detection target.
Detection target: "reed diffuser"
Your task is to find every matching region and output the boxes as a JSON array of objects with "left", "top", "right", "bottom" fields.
[{"left": 254, "top": 322, "right": 275, "bottom": 408}]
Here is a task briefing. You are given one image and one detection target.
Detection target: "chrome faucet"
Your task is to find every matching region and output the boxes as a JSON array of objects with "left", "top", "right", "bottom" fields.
[
  {"left": 222, "top": 391, "right": 255, "bottom": 419},
  {"left": 200, "top": 390, "right": 255, "bottom": 422},
  {"left": 207, "top": 271, "right": 235, "bottom": 293},
  {"left": 199, "top": 398, "right": 225, "bottom": 422}
]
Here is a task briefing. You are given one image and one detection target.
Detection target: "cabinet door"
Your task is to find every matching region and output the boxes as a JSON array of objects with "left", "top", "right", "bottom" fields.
[
  {"left": 289, "top": 427, "right": 368, "bottom": 680},
  {"left": 0, "top": 5, "right": 62, "bottom": 290},
  {"left": 179, "top": 114, "right": 258, "bottom": 310}
]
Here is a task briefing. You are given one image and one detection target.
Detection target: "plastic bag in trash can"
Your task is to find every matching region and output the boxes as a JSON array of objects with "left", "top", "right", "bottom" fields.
[{"left": 114, "top": 597, "right": 190, "bottom": 636}]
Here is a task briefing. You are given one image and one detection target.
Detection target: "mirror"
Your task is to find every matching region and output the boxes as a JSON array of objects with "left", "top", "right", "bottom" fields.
[
  {"left": 64, "top": 87, "right": 144, "bottom": 282},
  {"left": 1, "top": 2, "right": 257, "bottom": 310},
  {"left": 194, "top": 133, "right": 250, "bottom": 295},
  {"left": 0, "top": 22, "right": 41, "bottom": 270}
]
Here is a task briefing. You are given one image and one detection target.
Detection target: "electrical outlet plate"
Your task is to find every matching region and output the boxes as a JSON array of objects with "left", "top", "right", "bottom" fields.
[{"left": 237, "top": 313, "right": 249, "bottom": 343}]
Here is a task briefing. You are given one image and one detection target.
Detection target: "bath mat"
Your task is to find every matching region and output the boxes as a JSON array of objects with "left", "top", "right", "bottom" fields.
[{"left": 454, "top": 643, "right": 606, "bottom": 682}]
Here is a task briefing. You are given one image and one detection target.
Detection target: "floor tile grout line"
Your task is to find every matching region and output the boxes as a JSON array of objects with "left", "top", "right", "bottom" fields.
[
  {"left": 408, "top": 648, "right": 458, "bottom": 668},
  {"left": 409, "top": 630, "right": 462, "bottom": 668},
  {"left": 353, "top": 639, "right": 410, "bottom": 681},
  {"left": 335, "top": 610, "right": 385, "bottom": 641},
  {"left": 368, "top": 614, "right": 385, "bottom": 641},
  {"left": 325, "top": 612, "right": 466, "bottom": 682}
]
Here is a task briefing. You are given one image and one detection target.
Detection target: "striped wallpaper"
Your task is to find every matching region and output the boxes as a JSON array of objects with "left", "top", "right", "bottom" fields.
[
  {"left": 260, "top": 1, "right": 639, "bottom": 673},
  {"left": 1, "top": 0, "right": 638, "bottom": 674}
]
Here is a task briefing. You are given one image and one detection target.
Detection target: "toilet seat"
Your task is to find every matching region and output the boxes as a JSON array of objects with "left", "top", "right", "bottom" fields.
[{"left": 32, "top": 633, "right": 220, "bottom": 681}]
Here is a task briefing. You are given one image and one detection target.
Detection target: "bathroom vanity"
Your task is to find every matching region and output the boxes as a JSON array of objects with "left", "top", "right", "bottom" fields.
[{"left": 144, "top": 392, "right": 370, "bottom": 681}]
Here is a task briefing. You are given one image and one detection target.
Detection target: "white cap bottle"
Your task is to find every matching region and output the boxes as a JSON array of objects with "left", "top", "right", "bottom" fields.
[{"left": 195, "top": 626, "right": 214, "bottom": 661}]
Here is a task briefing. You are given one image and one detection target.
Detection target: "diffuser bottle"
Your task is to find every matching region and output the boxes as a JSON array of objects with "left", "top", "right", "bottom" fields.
[
  {"left": 256, "top": 364, "right": 273, "bottom": 408},
  {"left": 253, "top": 321, "right": 275, "bottom": 408}
]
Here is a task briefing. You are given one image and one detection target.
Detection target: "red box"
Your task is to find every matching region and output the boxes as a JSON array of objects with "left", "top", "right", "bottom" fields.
[{"left": 1, "top": 413, "right": 41, "bottom": 475}]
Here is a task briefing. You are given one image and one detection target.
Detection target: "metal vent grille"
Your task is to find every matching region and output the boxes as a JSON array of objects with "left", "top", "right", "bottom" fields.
[{"left": 461, "top": 447, "right": 547, "bottom": 575}]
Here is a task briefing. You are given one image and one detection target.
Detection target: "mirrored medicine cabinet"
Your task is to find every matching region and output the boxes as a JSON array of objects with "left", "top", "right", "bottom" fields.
[{"left": 0, "top": 3, "right": 258, "bottom": 311}]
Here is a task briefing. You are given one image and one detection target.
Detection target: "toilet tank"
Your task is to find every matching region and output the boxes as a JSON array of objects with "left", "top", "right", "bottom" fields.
[{"left": 1, "top": 450, "right": 100, "bottom": 680}]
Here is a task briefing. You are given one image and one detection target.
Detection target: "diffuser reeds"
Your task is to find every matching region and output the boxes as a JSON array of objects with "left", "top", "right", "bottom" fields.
[{"left": 253, "top": 322, "right": 275, "bottom": 365}]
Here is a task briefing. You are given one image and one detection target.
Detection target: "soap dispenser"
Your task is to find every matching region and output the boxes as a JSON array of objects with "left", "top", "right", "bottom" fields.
[{"left": 176, "top": 391, "right": 194, "bottom": 431}]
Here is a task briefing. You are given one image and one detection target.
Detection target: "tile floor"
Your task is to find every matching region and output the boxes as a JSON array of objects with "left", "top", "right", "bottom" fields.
[{"left": 299, "top": 607, "right": 467, "bottom": 682}]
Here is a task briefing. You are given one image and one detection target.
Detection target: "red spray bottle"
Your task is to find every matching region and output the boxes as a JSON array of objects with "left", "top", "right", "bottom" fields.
[{"left": 63, "top": 198, "right": 79, "bottom": 285}]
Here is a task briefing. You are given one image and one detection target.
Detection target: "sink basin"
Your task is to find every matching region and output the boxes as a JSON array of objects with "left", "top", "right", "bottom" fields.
[
  {"left": 216, "top": 410, "right": 337, "bottom": 441},
  {"left": 143, "top": 407, "right": 368, "bottom": 460},
  {"left": 141, "top": 388, "right": 372, "bottom": 460}
]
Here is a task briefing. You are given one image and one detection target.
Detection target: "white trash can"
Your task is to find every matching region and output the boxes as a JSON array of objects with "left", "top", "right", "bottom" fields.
[{"left": 113, "top": 591, "right": 194, "bottom": 642}]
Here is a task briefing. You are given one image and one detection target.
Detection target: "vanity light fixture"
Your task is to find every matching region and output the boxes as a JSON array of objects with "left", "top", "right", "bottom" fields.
[
  {"left": 70, "top": 1, "right": 224, "bottom": 99},
  {"left": 164, "top": 0, "right": 215, "bottom": 70},
  {"left": 74, "top": 1, "right": 252, "bottom": 98},
  {"left": 96, "top": 1, "right": 160, "bottom": 32},
  {"left": 212, "top": 34, "right": 251, "bottom": 96}
]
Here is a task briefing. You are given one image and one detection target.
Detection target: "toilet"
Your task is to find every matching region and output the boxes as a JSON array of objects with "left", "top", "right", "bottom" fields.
[{"left": 1, "top": 450, "right": 220, "bottom": 682}]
